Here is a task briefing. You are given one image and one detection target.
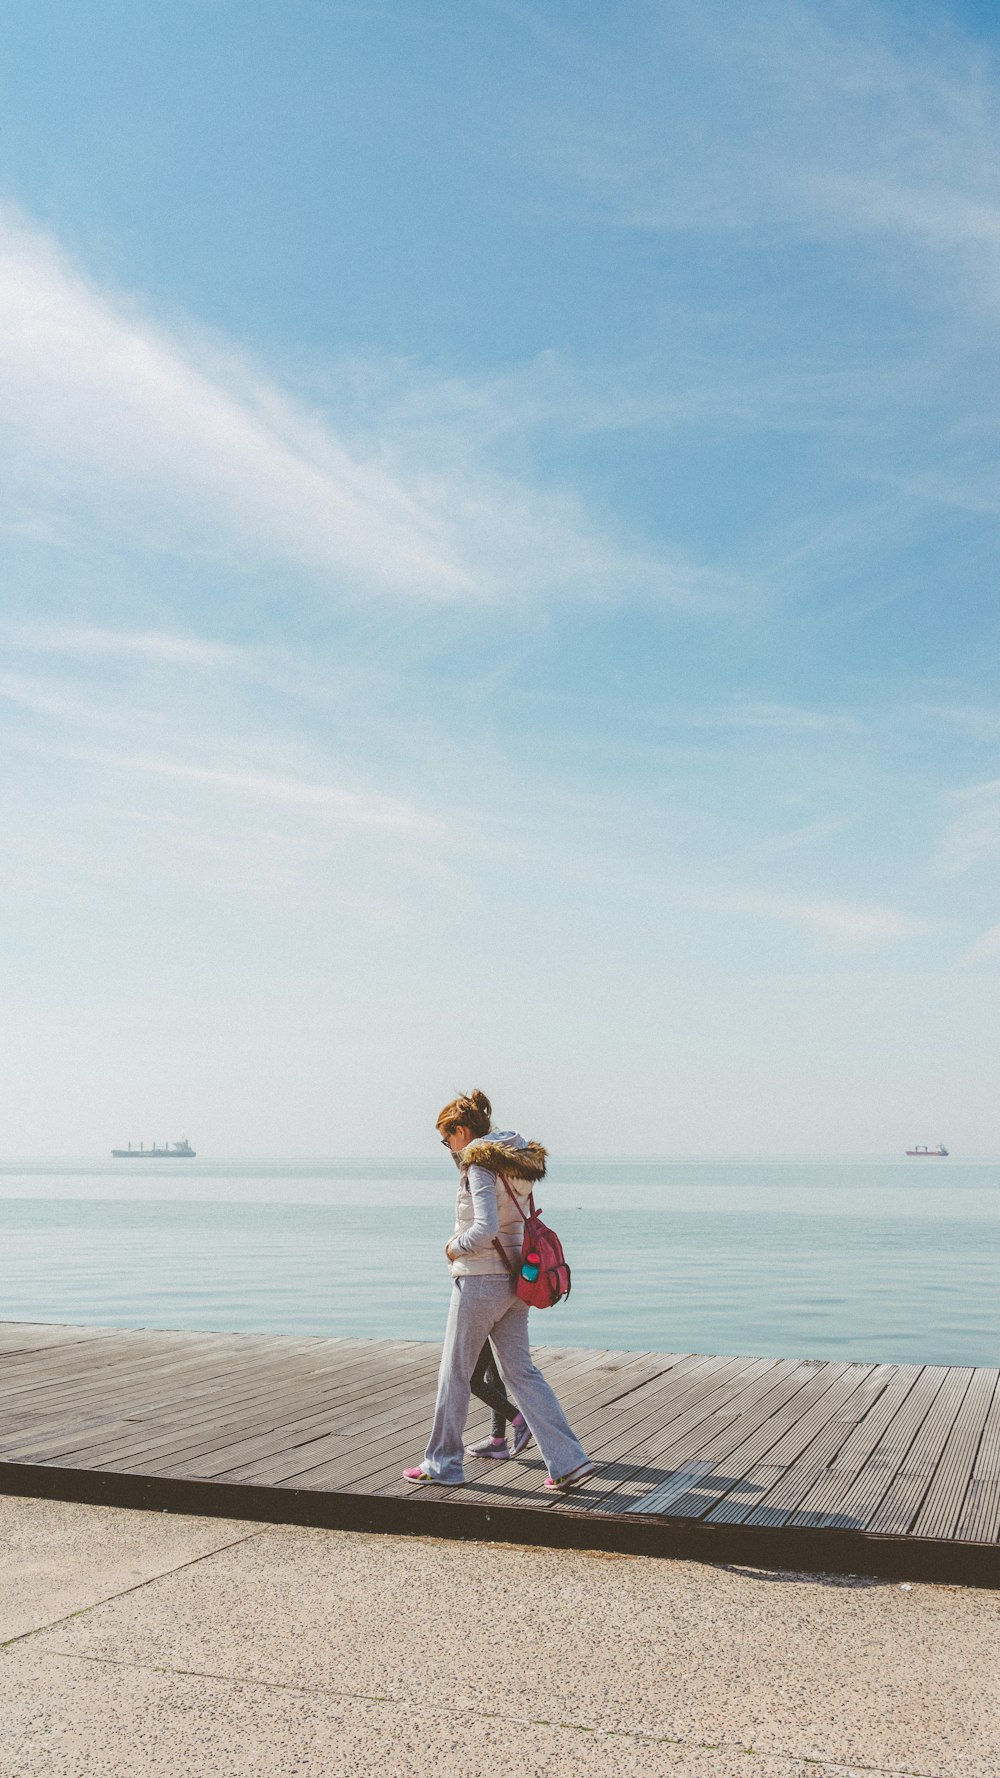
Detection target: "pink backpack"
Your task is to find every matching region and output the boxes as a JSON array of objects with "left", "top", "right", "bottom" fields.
[{"left": 494, "top": 1177, "right": 571, "bottom": 1308}]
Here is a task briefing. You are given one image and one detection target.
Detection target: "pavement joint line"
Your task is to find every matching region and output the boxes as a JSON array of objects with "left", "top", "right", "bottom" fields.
[
  {"left": 0, "top": 1523, "right": 273, "bottom": 1649},
  {"left": 23, "top": 1650, "right": 937, "bottom": 1776}
]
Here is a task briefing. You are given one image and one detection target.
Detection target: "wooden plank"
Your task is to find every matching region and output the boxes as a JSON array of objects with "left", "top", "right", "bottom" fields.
[
  {"left": 15, "top": 1365, "right": 431, "bottom": 1475},
  {"left": 966, "top": 1374, "right": 1000, "bottom": 1482},
  {"left": 2, "top": 1326, "right": 341, "bottom": 1393},
  {"left": 787, "top": 1364, "right": 926, "bottom": 1525},
  {"left": 0, "top": 1332, "right": 207, "bottom": 1397},
  {"left": 0, "top": 1334, "right": 330, "bottom": 1420},
  {"left": 117, "top": 1337, "right": 406, "bottom": 1408},
  {"left": 18, "top": 1335, "right": 426, "bottom": 1429},
  {"left": 622, "top": 1459, "right": 717, "bottom": 1517},
  {"left": 704, "top": 1364, "right": 877, "bottom": 1524},
  {"left": 59, "top": 1342, "right": 444, "bottom": 1473},
  {"left": 0, "top": 1357, "right": 352, "bottom": 1467},
  {"left": 955, "top": 1374, "right": 1000, "bottom": 1543},
  {"left": 554, "top": 1365, "right": 782, "bottom": 1520},
  {"left": 5, "top": 1337, "right": 450, "bottom": 1479},
  {"left": 0, "top": 1324, "right": 278, "bottom": 1377},
  {"left": 599, "top": 1359, "right": 809, "bottom": 1487},
  {"left": 582, "top": 1359, "right": 812, "bottom": 1517},
  {"left": 206, "top": 1390, "right": 448, "bottom": 1489},
  {"left": 448, "top": 1355, "right": 786, "bottom": 1517},
  {"left": 736, "top": 1365, "right": 899, "bottom": 1527},
  {"left": 809, "top": 1366, "right": 952, "bottom": 1531},
  {"left": 151, "top": 1356, "right": 446, "bottom": 1481},
  {"left": 911, "top": 1369, "right": 999, "bottom": 1541},
  {"left": 955, "top": 1479, "right": 1000, "bottom": 1545},
  {"left": 620, "top": 1360, "right": 844, "bottom": 1519},
  {"left": 0, "top": 1336, "right": 345, "bottom": 1433},
  {"left": 0, "top": 1416, "right": 147, "bottom": 1463},
  {"left": 866, "top": 1369, "right": 974, "bottom": 1535},
  {"left": 550, "top": 1355, "right": 788, "bottom": 1516},
  {"left": 0, "top": 1323, "right": 128, "bottom": 1359},
  {"left": 650, "top": 1362, "right": 850, "bottom": 1521}
]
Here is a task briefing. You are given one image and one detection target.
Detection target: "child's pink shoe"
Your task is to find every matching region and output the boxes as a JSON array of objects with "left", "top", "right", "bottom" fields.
[
  {"left": 466, "top": 1435, "right": 510, "bottom": 1459},
  {"left": 510, "top": 1413, "right": 533, "bottom": 1457}
]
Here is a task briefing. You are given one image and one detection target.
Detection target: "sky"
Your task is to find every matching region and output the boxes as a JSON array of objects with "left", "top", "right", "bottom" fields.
[{"left": 1, "top": 0, "right": 999, "bottom": 1156}]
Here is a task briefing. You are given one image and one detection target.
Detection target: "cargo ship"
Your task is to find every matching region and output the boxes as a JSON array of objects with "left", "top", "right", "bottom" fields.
[
  {"left": 905, "top": 1143, "right": 948, "bottom": 1157},
  {"left": 111, "top": 1139, "right": 196, "bottom": 1158}
]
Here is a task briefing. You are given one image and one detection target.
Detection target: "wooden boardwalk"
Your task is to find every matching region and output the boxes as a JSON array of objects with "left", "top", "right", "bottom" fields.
[{"left": 1, "top": 1322, "right": 997, "bottom": 1586}]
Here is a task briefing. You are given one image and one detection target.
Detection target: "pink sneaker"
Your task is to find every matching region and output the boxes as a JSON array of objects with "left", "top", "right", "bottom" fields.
[
  {"left": 402, "top": 1466, "right": 463, "bottom": 1486},
  {"left": 542, "top": 1460, "right": 597, "bottom": 1495}
]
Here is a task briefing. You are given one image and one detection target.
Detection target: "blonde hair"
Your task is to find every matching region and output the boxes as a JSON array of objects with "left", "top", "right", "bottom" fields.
[{"left": 436, "top": 1089, "right": 492, "bottom": 1139}]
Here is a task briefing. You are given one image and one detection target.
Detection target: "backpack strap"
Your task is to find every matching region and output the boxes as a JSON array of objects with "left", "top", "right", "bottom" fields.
[
  {"left": 501, "top": 1177, "right": 534, "bottom": 1218},
  {"left": 492, "top": 1237, "right": 518, "bottom": 1281}
]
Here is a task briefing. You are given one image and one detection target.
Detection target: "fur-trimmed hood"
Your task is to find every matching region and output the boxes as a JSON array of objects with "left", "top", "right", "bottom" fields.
[{"left": 460, "top": 1130, "right": 547, "bottom": 1182}]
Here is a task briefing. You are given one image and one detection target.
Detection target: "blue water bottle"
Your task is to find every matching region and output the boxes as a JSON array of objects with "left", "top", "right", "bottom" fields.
[{"left": 521, "top": 1249, "right": 541, "bottom": 1282}]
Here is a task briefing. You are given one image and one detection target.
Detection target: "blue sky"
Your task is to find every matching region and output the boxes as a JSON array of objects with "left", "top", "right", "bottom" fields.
[{"left": 1, "top": 0, "right": 999, "bottom": 1154}]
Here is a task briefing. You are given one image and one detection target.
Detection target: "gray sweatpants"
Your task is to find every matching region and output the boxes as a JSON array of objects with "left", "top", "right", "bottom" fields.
[{"left": 422, "top": 1274, "right": 589, "bottom": 1484}]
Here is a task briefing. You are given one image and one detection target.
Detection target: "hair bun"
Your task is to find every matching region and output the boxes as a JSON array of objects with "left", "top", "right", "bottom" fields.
[{"left": 436, "top": 1088, "right": 493, "bottom": 1140}]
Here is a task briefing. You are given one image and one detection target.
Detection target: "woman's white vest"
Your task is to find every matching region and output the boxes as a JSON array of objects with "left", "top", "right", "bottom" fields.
[{"left": 447, "top": 1134, "right": 547, "bottom": 1279}]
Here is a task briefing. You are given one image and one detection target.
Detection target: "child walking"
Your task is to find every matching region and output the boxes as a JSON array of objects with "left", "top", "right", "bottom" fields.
[{"left": 468, "top": 1338, "right": 533, "bottom": 1459}]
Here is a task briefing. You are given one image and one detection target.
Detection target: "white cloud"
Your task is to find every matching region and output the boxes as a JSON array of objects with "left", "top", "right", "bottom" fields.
[
  {"left": 106, "top": 752, "right": 439, "bottom": 834},
  {"left": 0, "top": 669, "right": 130, "bottom": 728},
  {"left": 0, "top": 645, "right": 440, "bottom": 839},
  {"left": 7, "top": 724, "right": 440, "bottom": 836},
  {"left": 937, "top": 777, "right": 1000, "bottom": 877},
  {"left": 743, "top": 818, "right": 851, "bottom": 863},
  {"left": 0, "top": 208, "right": 470, "bottom": 597},
  {"left": 962, "top": 922, "right": 1000, "bottom": 964},
  {"left": 823, "top": 178, "right": 1000, "bottom": 260},
  {"left": 534, "top": 1, "right": 1000, "bottom": 303},
  {"left": 704, "top": 889, "right": 933, "bottom": 951},
  {"left": 651, "top": 701, "right": 858, "bottom": 734},
  {"left": 919, "top": 703, "right": 1000, "bottom": 740},
  {"left": 10, "top": 625, "right": 248, "bottom": 669},
  {"left": 497, "top": 0, "right": 1000, "bottom": 550},
  {"left": 0, "top": 208, "right": 726, "bottom": 609}
]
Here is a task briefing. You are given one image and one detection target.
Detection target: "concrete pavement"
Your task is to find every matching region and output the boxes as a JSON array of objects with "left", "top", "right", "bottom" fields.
[{"left": 0, "top": 1493, "right": 997, "bottom": 1776}]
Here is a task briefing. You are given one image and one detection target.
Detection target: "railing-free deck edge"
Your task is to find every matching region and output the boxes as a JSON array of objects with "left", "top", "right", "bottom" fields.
[{"left": 1, "top": 1458, "right": 996, "bottom": 1591}]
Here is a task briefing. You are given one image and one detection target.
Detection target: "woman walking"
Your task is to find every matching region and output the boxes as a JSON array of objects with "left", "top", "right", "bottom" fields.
[{"left": 403, "top": 1090, "right": 594, "bottom": 1494}]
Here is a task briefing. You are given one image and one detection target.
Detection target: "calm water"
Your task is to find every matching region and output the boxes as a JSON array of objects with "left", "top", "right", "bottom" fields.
[{"left": 0, "top": 1157, "right": 997, "bottom": 1366}]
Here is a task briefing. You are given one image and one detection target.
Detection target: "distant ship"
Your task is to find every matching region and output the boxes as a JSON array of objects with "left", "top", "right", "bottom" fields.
[
  {"left": 905, "top": 1144, "right": 948, "bottom": 1157},
  {"left": 111, "top": 1139, "right": 196, "bottom": 1158}
]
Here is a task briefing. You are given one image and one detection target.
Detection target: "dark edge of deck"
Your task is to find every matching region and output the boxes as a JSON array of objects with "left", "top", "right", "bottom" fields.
[{"left": 2, "top": 1458, "right": 996, "bottom": 1590}]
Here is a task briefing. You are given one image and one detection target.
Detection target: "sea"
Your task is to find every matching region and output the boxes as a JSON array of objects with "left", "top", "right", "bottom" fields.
[{"left": 0, "top": 1157, "right": 997, "bottom": 1367}]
